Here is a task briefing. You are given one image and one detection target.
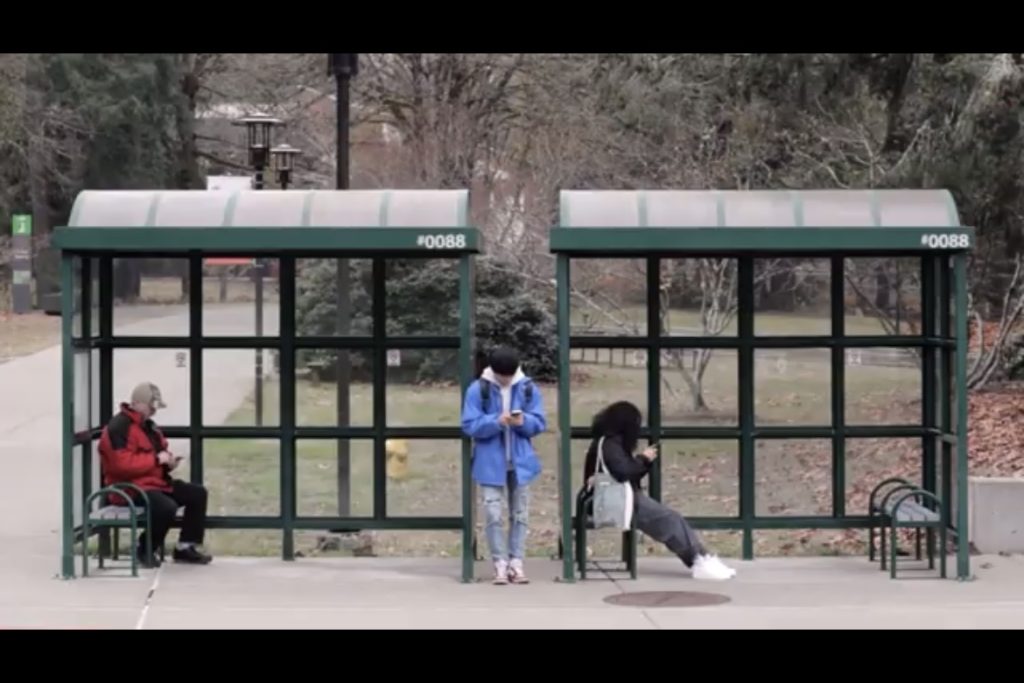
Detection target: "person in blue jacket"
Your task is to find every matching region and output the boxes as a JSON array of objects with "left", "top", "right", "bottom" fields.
[{"left": 461, "top": 346, "right": 546, "bottom": 584}]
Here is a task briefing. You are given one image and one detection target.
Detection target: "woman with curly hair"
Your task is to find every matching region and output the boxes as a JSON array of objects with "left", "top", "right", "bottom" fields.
[{"left": 583, "top": 400, "right": 736, "bottom": 581}]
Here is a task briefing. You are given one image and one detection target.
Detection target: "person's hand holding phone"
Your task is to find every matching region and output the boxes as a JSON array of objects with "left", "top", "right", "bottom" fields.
[
  {"left": 641, "top": 443, "right": 659, "bottom": 461},
  {"left": 157, "top": 450, "right": 174, "bottom": 465},
  {"left": 510, "top": 409, "right": 525, "bottom": 427},
  {"left": 498, "top": 412, "right": 513, "bottom": 427}
]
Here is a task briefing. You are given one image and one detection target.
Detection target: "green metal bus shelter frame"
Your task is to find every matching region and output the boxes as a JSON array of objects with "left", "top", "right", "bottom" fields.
[
  {"left": 53, "top": 189, "right": 481, "bottom": 582},
  {"left": 551, "top": 189, "right": 975, "bottom": 582}
]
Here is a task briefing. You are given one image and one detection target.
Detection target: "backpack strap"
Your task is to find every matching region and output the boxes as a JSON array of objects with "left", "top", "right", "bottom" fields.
[{"left": 479, "top": 379, "right": 491, "bottom": 411}]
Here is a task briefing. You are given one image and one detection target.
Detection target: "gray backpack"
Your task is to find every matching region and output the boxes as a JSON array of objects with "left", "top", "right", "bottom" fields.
[{"left": 590, "top": 436, "right": 635, "bottom": 530}]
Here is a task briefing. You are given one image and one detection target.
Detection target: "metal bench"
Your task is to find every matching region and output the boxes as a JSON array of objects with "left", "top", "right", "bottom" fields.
[
  {"left": 81, "top": 484, "right": 152, "bottom": 578},
  {"left": 556, "top": 485, "right": 637, "bottom": 580},
  {"left": 868, "top": 477, "right": 947, "bottom": 579}
]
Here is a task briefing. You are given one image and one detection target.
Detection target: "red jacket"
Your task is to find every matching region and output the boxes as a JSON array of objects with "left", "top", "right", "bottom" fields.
[{"left": 98, "top": 404, "right": 173, "bottom": 501}]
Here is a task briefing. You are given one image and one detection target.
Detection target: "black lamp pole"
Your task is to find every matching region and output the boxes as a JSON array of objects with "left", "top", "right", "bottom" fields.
[
  {"left": 235, "top": 113, "right": 281, "bottom": 426},
  {"left": 328, "top": 53, "right": 358, "bottom": 522}
]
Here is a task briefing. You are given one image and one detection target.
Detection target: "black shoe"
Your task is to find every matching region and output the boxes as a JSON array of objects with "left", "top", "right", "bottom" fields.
[
  {"left": 136, "top": 547, "right": 161, "bottom": 569},
  {"left": 172, "top": 545, "right": 212, "bottom": 564}
]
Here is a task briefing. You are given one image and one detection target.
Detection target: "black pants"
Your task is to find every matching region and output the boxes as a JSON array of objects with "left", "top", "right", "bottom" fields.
[{"left": 136, "top": 480, "right": 208, "bottom": 552}]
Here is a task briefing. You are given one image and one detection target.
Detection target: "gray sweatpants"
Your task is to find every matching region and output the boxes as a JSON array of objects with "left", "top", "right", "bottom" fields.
[{"left": 635, "top": 492, "right": 706, "bottom": 567}]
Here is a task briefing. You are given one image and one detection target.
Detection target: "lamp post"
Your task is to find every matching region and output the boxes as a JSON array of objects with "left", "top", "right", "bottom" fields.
[
  {"left": 328, "top": 54, "right": 358, "bottom": 523},
  {"left": 235, "top": 113, "right": 282, "bottom": 426},
  {"left": 271, "top": 144, "right": 301, "bottom": 190}
]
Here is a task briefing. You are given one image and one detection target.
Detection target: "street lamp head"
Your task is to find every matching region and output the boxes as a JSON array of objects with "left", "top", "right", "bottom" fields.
[
  {"left": 328, "top": 53, "right": 359, "bottom": 78},
  {"left": 233, "top": 113, "right": 283, "bottom": 170},
  {"left": 270, "top": 143, "right": 301, "bottom": 173}
]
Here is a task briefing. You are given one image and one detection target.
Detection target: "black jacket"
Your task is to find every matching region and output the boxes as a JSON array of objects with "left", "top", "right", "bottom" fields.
[{"left": 583, "top": 434, "right": 652, "bottom": 492}]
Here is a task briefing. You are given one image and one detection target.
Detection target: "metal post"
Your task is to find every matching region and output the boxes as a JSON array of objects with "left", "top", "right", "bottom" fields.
[
  {"left": 953, "top": 253, "right": 970, "bottom": 580},
  {"left": 556, "top": 254, "right": 575, "bottom": 581},
  {"left": 738, "top": 257, "right": 755, "bottom": 561},
  {"left": 331, "top": 55, "right": 357, "bottom": 524},
  {"left": 254, "top": 168, "right": 265, "bottom": 426},
  {"left": 646, "top": 257, "right": 662, "bottom": 501},
  {"left": 61, "top": 253, "right": 76, "bottom": 578},
  {"left": 458, "top": 254, "right": 476, "bottom": 582},
  {"left": 280, "top": 257, "right": 297, "bottom": 560},
  {"left": 830, "top": 256, "right": 846, "bottom": 518}
]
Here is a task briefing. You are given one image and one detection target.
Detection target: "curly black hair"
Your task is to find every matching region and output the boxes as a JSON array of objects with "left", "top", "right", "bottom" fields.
[{"left": 590, "top": 400, "right": 643, "bottom": 455}]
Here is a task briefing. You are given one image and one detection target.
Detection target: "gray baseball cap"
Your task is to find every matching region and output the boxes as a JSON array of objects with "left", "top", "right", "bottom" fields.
[{"left": 131, "top": 382, "right": 167, "bottom": 409}]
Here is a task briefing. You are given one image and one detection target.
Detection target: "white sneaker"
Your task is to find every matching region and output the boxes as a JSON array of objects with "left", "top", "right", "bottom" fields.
[
  {"left": 508, "top": 558, "right": 530, "bottom": 584},
  {"left": 493, "top": 560, "right": 509, "bottom": 585},
  {"left": 692, "top": 553, "right": 735, "bottom": 581}
]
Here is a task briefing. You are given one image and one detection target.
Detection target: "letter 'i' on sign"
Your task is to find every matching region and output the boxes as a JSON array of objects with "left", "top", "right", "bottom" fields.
[{"left": 13, "top": 215, "right": 32, "bottom": 235}]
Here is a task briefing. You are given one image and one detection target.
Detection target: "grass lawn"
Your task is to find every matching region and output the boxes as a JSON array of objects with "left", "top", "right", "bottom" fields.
[
  {"left": 196, "top": 334, "right": 924, "bottom": 561},
  {"left": 0, "top": 311, "right": 60, "bottom": 362}
]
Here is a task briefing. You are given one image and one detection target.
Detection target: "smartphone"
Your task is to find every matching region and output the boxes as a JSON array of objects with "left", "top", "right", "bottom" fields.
[{"left": 510, "top": 409, "right": 523, "bottom": 417}]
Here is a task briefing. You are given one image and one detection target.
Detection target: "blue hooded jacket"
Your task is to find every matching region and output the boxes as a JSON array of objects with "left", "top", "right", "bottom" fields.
[{"left": 461, "top": 366, "right": 546, "bottom": 487}]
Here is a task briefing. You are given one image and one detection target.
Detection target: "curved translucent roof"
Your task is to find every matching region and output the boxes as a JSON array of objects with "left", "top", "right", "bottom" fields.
[
  {"left": 68, "top": 189, "right": 470, "bottom": 228},
  {"left": 558, "top": 190, "right": 961, "bottom": 228}
]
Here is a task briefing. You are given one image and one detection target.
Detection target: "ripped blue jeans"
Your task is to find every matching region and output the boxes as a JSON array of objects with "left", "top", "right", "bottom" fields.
[{"left": 481, "top": 470, "right": 530, "bottom": 562}]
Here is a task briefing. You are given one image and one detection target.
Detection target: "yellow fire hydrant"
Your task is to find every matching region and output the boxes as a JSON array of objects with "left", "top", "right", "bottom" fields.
[{"left": 385, "top": 438, "right": 409, "bottom": 481}]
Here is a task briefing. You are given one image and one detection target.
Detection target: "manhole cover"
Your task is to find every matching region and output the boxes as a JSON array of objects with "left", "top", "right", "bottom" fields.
[{"left": 604, "top": 591, "right": 731, "bottom": 608}]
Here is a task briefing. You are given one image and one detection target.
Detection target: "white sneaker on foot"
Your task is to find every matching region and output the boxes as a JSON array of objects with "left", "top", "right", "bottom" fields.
[
  {"left": 692, "top": 553, "right": 735, "bottom": 581},
  {"left": 493, "top": 560, "right": 509, "bottom": 585},
  {"left": 509, "top": 558, "right": 530, "bottom": 584}
]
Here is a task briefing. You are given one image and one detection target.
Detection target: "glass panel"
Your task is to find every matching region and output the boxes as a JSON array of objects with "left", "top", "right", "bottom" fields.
[
  {"left": 89, "top": 257, "right": 100, "bottom": 339},
  {"left": 845, "top": 438, "right": 920, "bottom": 515},
  {"left": 90, "top": 348, "right": 100, "bottom": 428},
  {"left": 203, "top": 349, "right": 278, "bottom": 427},
  {"left": 660, "top": 440, "right": 739, "bottom": 517},
  {"left": 662, "top": 349, "right": 738, "bottom": 426},
  {"left": 113, "top": 348, "right": 190, "bottom": 427},
  {"left": 660, "top": 258, "right": 737, "bottom": 337},
  {"left": 845, "top": 348, "right": 921, "bottom": 424},
  {"left": 203, "top": 530, "right": 279, "bottom": 557},
  {"left": 569, "top": 258, "right": 647, "bottom": 336},
  {"left": 386, "top": 349, "right": 459, "bottom": 427},
  {"left": 569, "top": 348, "right": 647, "bottom": 428},
  {"left": 72, "top": 443, "right": 84, "bottom": 529},
  {"left": 90, "top": 439, "right": 101, "bottom": 504},
  {"left": 385, "top": 258, "right": 458, "bottom": 337},
  {"left": 755, "top": 439, "right": 832, "bottom": 516},
  {"left": 163, "top": 437, "right": 191, "bottom": 483},
  {"left": 844, "top": 257, "right": 921, "bottom": 335},
  {"left": 296, "top": 439, "right": 373, "bottom": 517},
  {"left": 387, "top": 439, "right": 461, "bottom": 517},
  {"left": 112, "top": 257, "right": 190, "bottom": 337},
  {"left": 295, "top": 258, "right": 372, "bottom": 337},
  {"left": 203, "top": 439, "right": 279, "bottom": 516},
  {"left": 296, "top": 349, "right": 373, "bottom": 427},
  {"left": 73, "top": 351, "right": 89, "bottom": 434},
  {"left": 754, "top": 349, "right": 831, "bottom": 426},
  {"left": 72, "top": 256, "right": 84, "bottom": 338},
  {"left": 754, "top": 258, "right": 830, "bottom": 336},
  {"left": 202, "top": 258, "right": 280, "bottom": 337}
]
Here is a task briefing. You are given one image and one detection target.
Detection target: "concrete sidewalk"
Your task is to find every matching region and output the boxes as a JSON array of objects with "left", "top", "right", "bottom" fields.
[{"left": 2, "top": 554, "right": 1023, "bottom": 629}]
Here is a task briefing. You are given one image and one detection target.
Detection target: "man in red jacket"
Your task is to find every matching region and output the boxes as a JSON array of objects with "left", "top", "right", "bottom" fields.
[{"left": 99, "top": 382, "right": 212, "bottom": 567}]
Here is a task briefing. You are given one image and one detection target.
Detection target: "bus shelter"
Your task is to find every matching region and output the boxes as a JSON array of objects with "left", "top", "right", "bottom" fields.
[
  {"left": 551, "top": 189, "right": 974, "bottom": 581},
  {"left": 53, "top": 189, "right": 480, "bottom": 581}
]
